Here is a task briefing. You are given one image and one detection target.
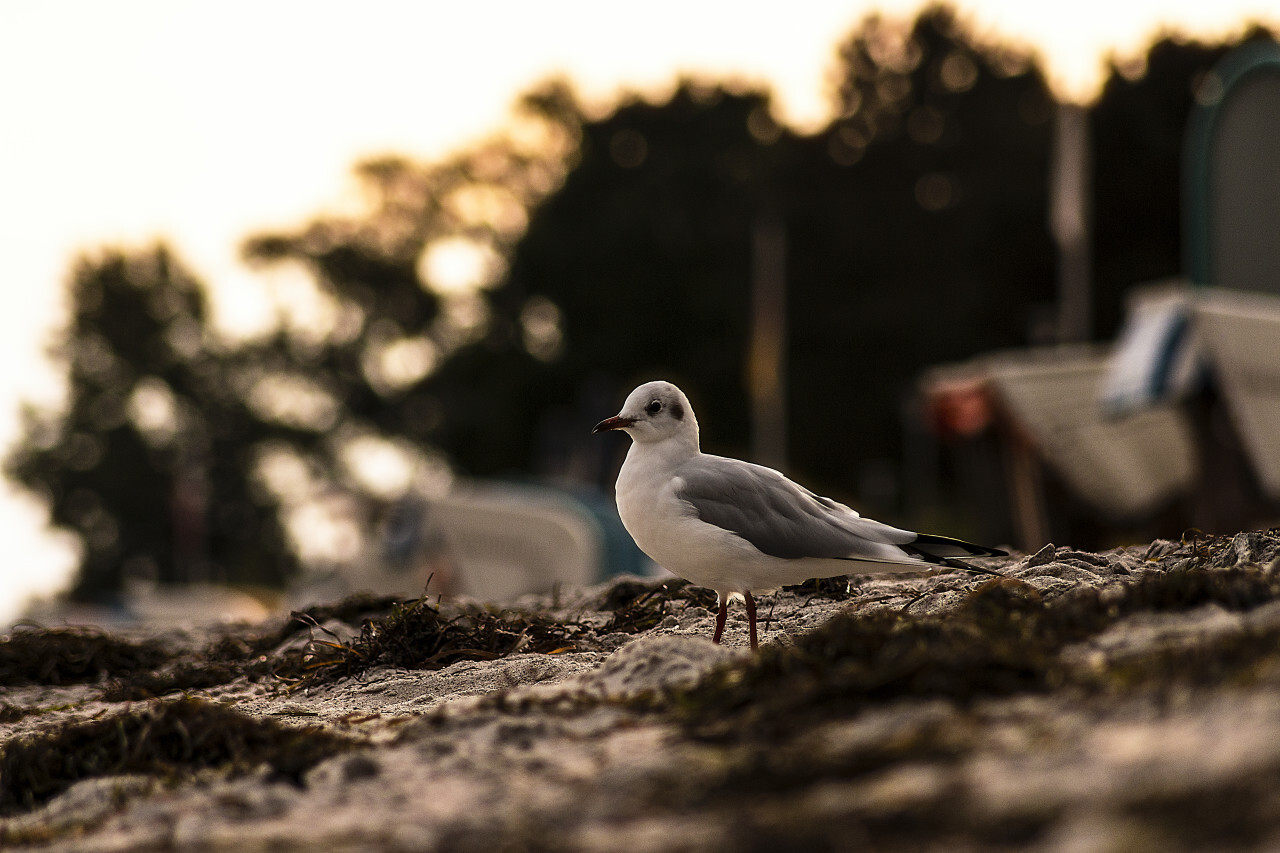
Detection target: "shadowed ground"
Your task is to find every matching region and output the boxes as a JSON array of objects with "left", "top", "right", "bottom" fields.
[{"left": 3, "top": 530, "right": 1280, "bottom": 851}]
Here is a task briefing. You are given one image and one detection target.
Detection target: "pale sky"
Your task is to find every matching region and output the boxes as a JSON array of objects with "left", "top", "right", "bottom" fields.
[{"left": 0, "top": 0, "right": 1274, "bottom": 622}]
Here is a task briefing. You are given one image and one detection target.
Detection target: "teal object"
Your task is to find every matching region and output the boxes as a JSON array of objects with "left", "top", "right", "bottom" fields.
[{"left": 1183, "top": 40, "right": 1280, "bottom": 290}]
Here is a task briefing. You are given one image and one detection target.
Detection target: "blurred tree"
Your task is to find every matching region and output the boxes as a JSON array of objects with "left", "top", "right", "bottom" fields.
[
  {"left": 8, "top": 87, "right": 580, "bottom": 602},
  {"left": 242, "top": 84, "right": 579, "bottom": 480},
  {"left": 1090, "top": 27, "right": 1275, "bottom": 338},
  {"left": 786, "top": 4, "right": 1056, "bottom": 499},
  {"left": 467, "top": 4, "right": 1057, "bottom": 507},
  {"left": 7, "top": 248, "right": 297, "bottom": 601},
  {"left": 476, "top": 81, "right": 788, "bottom": 465}
]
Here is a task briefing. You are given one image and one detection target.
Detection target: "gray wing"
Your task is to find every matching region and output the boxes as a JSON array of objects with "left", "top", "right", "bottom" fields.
[{"left": 674, "top": 455, "right": 915, "bottom": 561}]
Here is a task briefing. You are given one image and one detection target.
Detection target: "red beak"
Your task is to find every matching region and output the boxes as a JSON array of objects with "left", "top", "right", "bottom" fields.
[{"left": 592, "top": 415, "right": 635, "bottom": 434}]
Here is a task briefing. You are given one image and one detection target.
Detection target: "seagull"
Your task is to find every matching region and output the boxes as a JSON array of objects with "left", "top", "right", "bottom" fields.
[{"left": 593, "top": 380, "right": 1007, "bottom": 651}]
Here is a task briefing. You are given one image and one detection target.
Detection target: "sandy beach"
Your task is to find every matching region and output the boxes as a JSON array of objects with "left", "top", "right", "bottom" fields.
[{"left": 3, "top": 529, "right": 1280, "bottom": 851}]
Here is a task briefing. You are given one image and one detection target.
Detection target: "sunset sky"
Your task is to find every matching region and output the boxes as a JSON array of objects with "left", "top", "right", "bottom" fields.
[{"left": 1, "top": 0, "right": 1275, "bottom": 621}]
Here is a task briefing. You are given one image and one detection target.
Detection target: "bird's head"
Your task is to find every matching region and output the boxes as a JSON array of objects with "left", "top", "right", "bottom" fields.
[{"left": 593, "top": 380, "right": 700, "bottom": 448}]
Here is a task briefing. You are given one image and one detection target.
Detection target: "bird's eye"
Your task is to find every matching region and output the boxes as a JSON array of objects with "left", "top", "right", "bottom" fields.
[{"left": 645, "top": 400, "right": 663, "bottom": 415}]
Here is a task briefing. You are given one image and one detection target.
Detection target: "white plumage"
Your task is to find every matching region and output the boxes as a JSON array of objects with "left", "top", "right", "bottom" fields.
[{"left": 594, "top": 380, "right": 1006, "bottom": 649}]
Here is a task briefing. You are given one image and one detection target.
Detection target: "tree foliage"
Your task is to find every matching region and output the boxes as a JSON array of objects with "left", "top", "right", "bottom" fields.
[
  {"left": 786, "top": 6, "right": 1056, "bottom": 495},
  {"left": 7, "top": 249, "right": 296, "bottom": 599},
  {"left": 240, "top": 85, "right": 579, "bottom": 473},
  {"left": 466, "top": 5, "right": 1057, "bottom": 501}
]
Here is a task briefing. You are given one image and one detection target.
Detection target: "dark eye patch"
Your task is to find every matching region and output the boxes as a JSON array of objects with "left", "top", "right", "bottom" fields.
[{"left": 670, "top": 402, "right": 684, "bottom": 420}]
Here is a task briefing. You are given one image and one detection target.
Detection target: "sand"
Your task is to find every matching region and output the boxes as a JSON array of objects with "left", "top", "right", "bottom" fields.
[{"left": 3, "top": 530, "right": 1280, "bottom": 851}]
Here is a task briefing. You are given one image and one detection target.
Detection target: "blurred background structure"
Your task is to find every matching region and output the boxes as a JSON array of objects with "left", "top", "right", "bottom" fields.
[
  {"left": 921, "top": 39, "right": 1280, "bottom": 551},
  {"left": 2, "top": 2, "right": 1278, "bottom": 623}
]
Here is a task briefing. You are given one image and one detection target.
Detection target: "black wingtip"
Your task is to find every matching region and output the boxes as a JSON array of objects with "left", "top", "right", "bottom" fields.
[
  {"left": 903, "top": 533, "right": 1009, "bottom": 577},
  {"left": 911, "top": 532, "right": 1008, "bottom": 559},
  {"left": 940, "top": 558, "right": 1007, "bottom": 578}
]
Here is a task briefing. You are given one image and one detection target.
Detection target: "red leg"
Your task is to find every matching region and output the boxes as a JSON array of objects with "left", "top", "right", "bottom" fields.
[
  {"left": 745, "top": 591, "right": 758, "bottom": 651},
  {"left": 712, "top": 595, "right": 727, "bottom": 644}
]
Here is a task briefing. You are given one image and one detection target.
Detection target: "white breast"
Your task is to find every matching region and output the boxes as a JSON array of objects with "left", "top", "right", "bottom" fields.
[{"left": 614, "top": 444, "right": 776, "bottom": 593}]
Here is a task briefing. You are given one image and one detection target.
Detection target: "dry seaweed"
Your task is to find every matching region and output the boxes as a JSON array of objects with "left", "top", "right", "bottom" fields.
[
  {"left": 1111, "top": 562, "right": 1280, "bottom": 613},
  {"left": 0, "top": 594, "right": 402, "bottom": 694},
  {"left": 227, "top": 592, "right": 403, "bottom": 660},
  {"left": 673, "top": 554, "right": 1280, "bottom": 738},
  {"left": 676, "top": 578, "right": 1060, "bottom": 738},
  {"left": 295, "top": 594, "right": 591, "bottom": 685},
  {"left": 0, "top": 626, "right": 171, "bottom": 687},
  {"left": 98, "top": 660, "right": 246, "bottom": 702},
  {"left": 3, "top": 590, "right": 586, "bottom": 699},
  {"left": 0, "top": 704, "right": 29, "bottom": 723},
  {"left": 782, "top": 575, "right": 857, "bottom": 600},
  {"left": 1158, "top": 527, "right": 1280, "bottom": 571},
  {"left": 104, "top": 593, "right": 404, "bottom": 698},
  {"left": 616, "top": 548, "right": 1280, "bottom": 851},
  {"left": 90, "top": 594, "right": 404, "bottom": 700},
  {"left": 601, "top": 578, "right": 718, "bottom": 634},
  {"left": 0, "top": 697, "right": 354, "bottom": 816}
]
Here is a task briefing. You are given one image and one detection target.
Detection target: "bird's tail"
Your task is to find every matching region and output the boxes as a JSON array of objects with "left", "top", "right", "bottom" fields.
[{"left": 902, "top": 533, "right": 1008, "bottom": 577}]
